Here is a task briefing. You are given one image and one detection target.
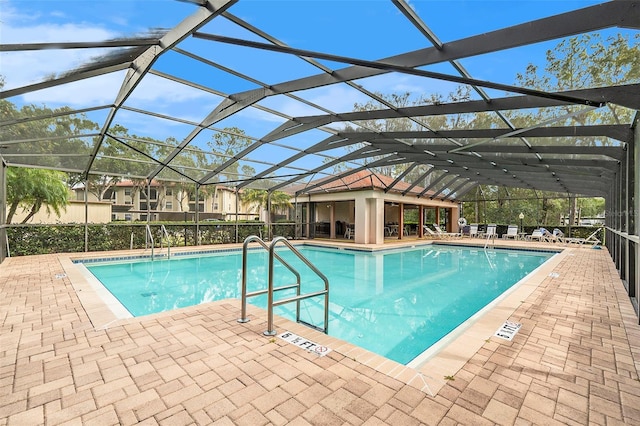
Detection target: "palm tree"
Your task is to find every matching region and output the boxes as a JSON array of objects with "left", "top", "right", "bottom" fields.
[
  {"left": 6, "top": 168, "right": 69, "bottom": 224},
  {"left": 241, "top": 189, "right": 292, "bottom": 220}
]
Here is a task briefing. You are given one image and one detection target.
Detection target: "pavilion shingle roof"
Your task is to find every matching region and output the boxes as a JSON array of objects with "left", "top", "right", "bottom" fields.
[{"left": 288, "top": 170, "right": 438, "bottom": 198}]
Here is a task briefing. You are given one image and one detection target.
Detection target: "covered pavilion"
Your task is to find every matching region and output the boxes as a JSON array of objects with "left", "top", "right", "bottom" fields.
[{"left": 289, "top": 169, "right": 460, "bottom": 244}]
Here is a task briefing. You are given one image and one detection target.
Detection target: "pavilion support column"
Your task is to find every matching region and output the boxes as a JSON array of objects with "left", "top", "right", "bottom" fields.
[
  {"left": 398, "top": 203, "right": 404, "bottom": 240},
  {"left": 447, "top": 208, "right": 456, "bottom": 233},
  {"left": 293, "top": 196, "right": 298, "bottom": 240},
  {"left": 305, "top": 198, "right": 311, "bottom": 239},
  {"left": 435, "top": 207, "right": 440, "bottom": 229},
  {"left": 329, "top": 202, "right": 335, "bottom": 239},
  {"left": 418, "top": 205, "right": 424, "bottom": 238},
  {"left": 354, "top": 197, "right": 369, "bottom": 244},
  {"left": 366, "top": 197, "right": 384, "bottom": 244}
]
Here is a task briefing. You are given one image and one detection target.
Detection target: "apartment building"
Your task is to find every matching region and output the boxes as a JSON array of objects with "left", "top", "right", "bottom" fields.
[{"left": 75, "top": 180, "right": 261, "bottom": 222}]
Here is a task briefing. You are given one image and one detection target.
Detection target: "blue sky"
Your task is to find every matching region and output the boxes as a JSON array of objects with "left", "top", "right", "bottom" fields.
[{"left": 1, "top": 0, "right": 630, "bottom": 147}]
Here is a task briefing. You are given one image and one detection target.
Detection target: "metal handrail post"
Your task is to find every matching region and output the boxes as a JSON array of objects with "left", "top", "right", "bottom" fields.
[
  {"left": 238, "top": 236, "right": 253, "bottom": 323},
  {"left": 265, "top": 242, "right": 277, "bottom": 336}
]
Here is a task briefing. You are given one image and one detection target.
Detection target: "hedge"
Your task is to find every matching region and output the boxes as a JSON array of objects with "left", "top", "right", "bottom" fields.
[
  {"left": 5, "top": 222, "right": 297, "bottom": 256},
  {"left": 4, "top": 223, "right": 602, "bottom": 256}
]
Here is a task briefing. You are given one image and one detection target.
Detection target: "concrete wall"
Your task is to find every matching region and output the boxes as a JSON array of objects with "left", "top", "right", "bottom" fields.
[{"left": 11, "top": 200, "right": 112, "bottom": 224}]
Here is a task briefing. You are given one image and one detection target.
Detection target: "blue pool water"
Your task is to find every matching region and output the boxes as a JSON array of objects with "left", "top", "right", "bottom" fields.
[{"left": 83, "top": 244, "right": 554, "bottom": 364}]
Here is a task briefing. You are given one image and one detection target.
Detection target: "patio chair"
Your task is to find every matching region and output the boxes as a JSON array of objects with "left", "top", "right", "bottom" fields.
[
  {"left": 433, "top": 224, "right": 460, "bottom": 238},
  {"left": 502, "top": 225, "right": 518, "bottom": 239},
  {"left": 468, "top": 223, "right": 479, "bottom": 238},
  {"left": 344, "top": 223, "right": 354, "bottom": 239}
]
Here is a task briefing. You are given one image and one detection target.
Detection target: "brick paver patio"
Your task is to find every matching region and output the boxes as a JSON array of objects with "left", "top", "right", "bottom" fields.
[{"left": 1, "top": 241, "right": 639, "bottom": 425}]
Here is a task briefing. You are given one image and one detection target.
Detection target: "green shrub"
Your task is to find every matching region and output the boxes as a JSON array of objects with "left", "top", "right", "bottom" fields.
[{"left": 5, "top": 222, "right": 275, "bottom": 256}]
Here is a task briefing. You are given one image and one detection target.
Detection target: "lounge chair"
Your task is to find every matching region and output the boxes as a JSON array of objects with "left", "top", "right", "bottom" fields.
[
  {"left": 468, "top": 223, "right": 479, "bottom": 238},
  {"left": 550, "top": 228, "right": 565, "bottom": 243},
  {"left": 423, "top": 226, "right": 445, "bottom": 239},
  {"left": 563, "top": 228, "right": 602, "bottom": 245},
  {"left": 540, "top": 228, "right": 556, "bottom": 242},
  {"left": 502, "top": 225, "right": 518, "bottom": 239},
  {"left": 480, "top": 224, "right": 497, "bottom": 239},
  {"left": 526, "top": 229, "right": 545, "bottom": 242},
  {"left": 433, "top": 224, "right": 461, "bottom": 238}
]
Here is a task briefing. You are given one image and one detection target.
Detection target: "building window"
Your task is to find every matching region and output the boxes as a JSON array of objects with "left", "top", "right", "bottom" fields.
[
  {"left": 189, "top": 203, "right": 205, "bottom": 212},
  {"left": 165, "top": 189, "right": 173, "bottom": 196},
  {"left": 103, "top": 189, "right": 115, "bottom": 202},
  {"left": 214, "top": 203, "right": 219, "bottom": 210},
  {"left": 124, "top": 188, "right": 131, "bottom": 196},
  {"left": 166, "top": 201, "right": 173, "bottom": 210}
]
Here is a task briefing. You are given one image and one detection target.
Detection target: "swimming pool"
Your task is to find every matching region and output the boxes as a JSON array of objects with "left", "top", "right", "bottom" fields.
[{"left": 81, "top": 244, "right": 554, "bottom": 364}]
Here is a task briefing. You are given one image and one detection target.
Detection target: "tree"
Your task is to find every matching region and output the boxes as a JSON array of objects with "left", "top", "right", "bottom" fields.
[
  {"left": 461, "top": 33, "right": 639, "bottom": 224},
  {"left": 0, "top": 78, "right": 98, "bottom": 172},
  {"left": 514, "top": 33, "right": 639, "bottom": 129},
  {"left": 6, "top": 168, "right": 69, "bottom": 224},
  {"left": 340, "top": 87, "right": 486, "bottom": 186},
  {"left": 207, "top": 127, "right": 256, "bottom": 183},
  {"left": 240, "top": 189, "right": 292, "bottom": 220}
]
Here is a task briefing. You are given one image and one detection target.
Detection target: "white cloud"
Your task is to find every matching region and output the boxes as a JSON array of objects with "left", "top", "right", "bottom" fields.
[
  {"left": 255, "top": 84, "right": 370, "bottom": 121},
  {"left": 1, "top": 2, "right": 226, "bottom": 112},
  {"left": 1, "top": 2, "right": 119, "bottom": 94},
  {"left": 19, "top": 72, "right": 125, "bottom": 105},
  {"left": 128, "top": 74, "right": 218, "bottom": 105}
]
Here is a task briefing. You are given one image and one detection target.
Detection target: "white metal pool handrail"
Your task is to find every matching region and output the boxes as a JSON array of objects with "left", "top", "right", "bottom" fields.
[
  {"left": 238, "top": 235, "right": 301, "bottom": 324},
  {"left": 238, "top": 235, "right": 330, "bottom": 335},
  {"left": 160, "top": 225, "right": 171, "bottom": 259},
  {"left": 145, "top": 224, "right": 154, "bottom": 260},
  {"left": 483, "top": 224, "right": 497, "bottom": 250},
  {"left": 265, "top": 237, "right": 329, "bottom": 336}
]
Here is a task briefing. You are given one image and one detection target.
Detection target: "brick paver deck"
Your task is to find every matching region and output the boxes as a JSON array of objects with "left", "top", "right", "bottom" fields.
[{"left": 1, "top": 241, "right": 639, "bottom": 425}]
